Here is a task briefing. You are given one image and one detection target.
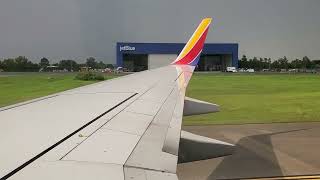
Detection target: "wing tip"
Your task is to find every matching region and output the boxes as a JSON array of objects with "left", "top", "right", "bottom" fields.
[
  {"left": 172, "top": 17, "right": 212, "bottom": 66},
  {"left": 203, "top": 17, "right": 213, "bottom": 24}
]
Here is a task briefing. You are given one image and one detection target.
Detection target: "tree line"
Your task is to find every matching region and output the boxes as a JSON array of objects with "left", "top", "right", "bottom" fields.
[
  {"left": 239, "top": 55, "right": 320, "bottom": 71},
  {"left": 0, "top": 56, "right": 114, "bottom": 72},
  {"left": 1, "top": 55, "right": 320, "bottom": 72}
]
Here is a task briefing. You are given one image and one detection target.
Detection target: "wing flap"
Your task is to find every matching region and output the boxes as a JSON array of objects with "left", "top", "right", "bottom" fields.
[
  {"left": 178, "top": 131, "right": 235, "bottom": 163},
  {"left": 183, "top": 96, "right": 220, "bottom": 116}
]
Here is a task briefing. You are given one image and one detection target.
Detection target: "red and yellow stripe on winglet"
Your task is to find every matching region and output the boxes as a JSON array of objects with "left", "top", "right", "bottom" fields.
[{"left": 172, "top": 18, "right": 212, "bottom": 66}]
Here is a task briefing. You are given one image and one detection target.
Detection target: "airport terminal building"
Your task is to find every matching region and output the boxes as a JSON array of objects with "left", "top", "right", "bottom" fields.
[{"left": 116, "top": 42, "right": 238, "bottom": 72}]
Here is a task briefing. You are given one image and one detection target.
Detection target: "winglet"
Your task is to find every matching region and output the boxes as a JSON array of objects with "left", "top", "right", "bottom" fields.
[{"left": 172, "top": 18, "right": 212, "bottom": 66}]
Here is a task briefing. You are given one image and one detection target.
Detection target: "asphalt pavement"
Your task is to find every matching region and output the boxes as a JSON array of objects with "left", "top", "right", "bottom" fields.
[{"left": 177, "top": 122, "right": 320, "bottom": 180}]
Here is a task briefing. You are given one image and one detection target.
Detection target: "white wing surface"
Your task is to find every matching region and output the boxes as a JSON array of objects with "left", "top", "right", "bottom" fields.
[{"left": 0, "top": 18, "right": 233, "bottom": 180}]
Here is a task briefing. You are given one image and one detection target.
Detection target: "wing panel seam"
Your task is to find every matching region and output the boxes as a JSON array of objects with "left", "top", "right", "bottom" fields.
[{"left": 0, "top": 93, "right": 138, "bottom": 180}]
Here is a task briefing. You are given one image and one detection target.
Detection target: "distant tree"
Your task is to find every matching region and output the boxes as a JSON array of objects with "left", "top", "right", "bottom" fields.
[
  {"left": 1, "top": 58, "right": 15, "bottom": 71},
  {"left": 313, "top": 60, "right": 320, "bottom": 64},
  {"left": 15, "top": 56, "right": 29, "bottom": 71},
  {"left": 58, "top": 60, "right": 79, "bottom": 71},
  {"left": 86, "top": 57, "right": 97, "bottom": 69},
  {"left": 250, "top": 57, "right": 259, "bottom": 70},
  {"left": 291, "top": 59, "right": 302, "bottom": 69},
  {"left": 25, "top": 61, "right": 39, "bottom": 72},
  {"left": 278, "top": 56, "right": 289, "bottom": 69},
  {"left": 267, "top": 58, "right": 272, "bottom": 70},
  {"left": 313, "top": 60, "right": 320, "bottom": 69},
  {"left": 246, "top": 58, "right": 253, "bottom": 69},
  {"left": 262, "top": 58, "right": 271, "bottom": 69},
  {"left": 106, "top": 64, "right": 114, "bottom": 69},
  {"left": 302, "top": 56, "right": 309, "bottom": 69},
  {"left": 39, "top": 57, "right": 50, "bottom": 68},
  {"left": 309, "top": 61, "right": 316, "bottom": 69},
  {"left": 242, "top": 55, "right": 248, "bottom": 61},
  {"left": 301, "top": 56, "right": 316, "bottom": 69},
  {"left": 239, "top": 55, "right": 248, "bottom": 69},
  {"left": 1, "top": 56, "right": 39, "bottom": 72},
  {"left": 97, "top": 61, "right": 106, "bottom": 69},
  {"left": 259, "top": 58, "right": 264, "bottom": 70},
  {"left": 271, "top": 60, "right": 280, "bottom": 70}
]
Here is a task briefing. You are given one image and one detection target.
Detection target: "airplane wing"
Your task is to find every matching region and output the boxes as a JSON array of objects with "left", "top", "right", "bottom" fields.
[{"left": 0, "top": 18, "right": 234, "bottom": 180}]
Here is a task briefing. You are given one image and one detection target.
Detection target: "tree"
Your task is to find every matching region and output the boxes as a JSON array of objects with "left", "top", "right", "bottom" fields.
[
  {"left": 86, "top": 57, "right": 97, "bottom": 69},
  {"left": 313, "top": 60, "right": 320, "bottom": 69},
  {"left": 301, "top": 56, "right": 315, "bottom": 69},
  {"left": 267, "top": 58, "right": 272, "bottom": 70},
  {"left": 15, "top": 56, "right": 29, "bottom": 71},
  {"left": 271, "top": 60, "right": 280, "bottom": 70},
  {"left": 259, "top": 58, "right": 264, "bottom": 70},
  {"left": 1, "top": 58, "right": 15, "bottom": 71},
  {"left": 97, "top": 61, "right": 106, "bottom": 69},
  {"left": 250, "top": 57, "right": 259, "bottom": 70},
  {"left": 262, "top": 58, "right": 271, "bottom": 70},
  {"left": 300, "top": 56, "right": 308, "bottom": 71},
  {"left": 291, "top": 59, "right": 302, "bottom": 69},
  {"left": 1, "top": 56, "right": 39, "bottom": 72},
  {"left": 39, "top": 57, "right": 50, "bottom": 68},
  {"left": 106, "top": 64, "right": 114, "bottom": 69},
  {"left": 275, "top": 56, "right": 289, "bottom": 70},
  {"left": 58, "top": 60, "right": 79, "bottom": 71},
  {"left": 239, "top": 55, "right": 248, "bottom": 69},
  {"left": 313, "top": 60, "right": 320, "bottom": 65}
]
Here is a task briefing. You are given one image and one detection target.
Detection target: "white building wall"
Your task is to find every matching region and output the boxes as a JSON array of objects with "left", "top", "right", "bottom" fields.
[{"left": 148, "top": 54, "right": 178, "bottom": 70}]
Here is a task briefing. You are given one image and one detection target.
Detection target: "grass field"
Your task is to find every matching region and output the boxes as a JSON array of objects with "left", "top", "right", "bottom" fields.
[
  {"left": 1, "top": 72, "right": 320, "bottom": 125},
  {"left": 184, "top": 73, "right": 320, "bottom": 125},
  {"left": 0, "top": 73, "right": 119, "bottom": 107}
]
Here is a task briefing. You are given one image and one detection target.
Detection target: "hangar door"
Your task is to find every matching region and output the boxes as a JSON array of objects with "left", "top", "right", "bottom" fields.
[
  {"left": 148, "top": 54, "right": 178, "bottom": 70},
  {"left": 198, "top": 54, "right": 232, "bottom": 71},
  {"left": 123, "top": 54, "right": 148, "bottom": 72}
]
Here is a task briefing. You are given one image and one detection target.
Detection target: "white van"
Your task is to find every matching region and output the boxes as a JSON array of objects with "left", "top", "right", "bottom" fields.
[
  {"left": 226, "top": 67, "right": 237, "bottom": 72},
  {"left": 246, "top": 69, "right": 255, "bottom": 73}
]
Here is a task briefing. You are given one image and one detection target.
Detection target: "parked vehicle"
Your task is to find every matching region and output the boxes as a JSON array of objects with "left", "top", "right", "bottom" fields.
[
  {"left": 246, "top": 69, "right": 255, "bottom": 73},
  {"left": 238, "top": 68, "right": 245, "bottom": 72},
  {"left": 226, "top": 67, "right": 237, "bottom": 72},
  {"left": 115, "top": 67, "right": 129, "bottom": 73},
  {"left": 288, "top": 69, "right": 298, "bottom": 72}
]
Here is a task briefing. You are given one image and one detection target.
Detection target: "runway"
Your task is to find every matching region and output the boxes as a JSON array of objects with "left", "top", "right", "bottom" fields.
[{"left": 177, "top": 122, "right": 320, "bottom": 180}]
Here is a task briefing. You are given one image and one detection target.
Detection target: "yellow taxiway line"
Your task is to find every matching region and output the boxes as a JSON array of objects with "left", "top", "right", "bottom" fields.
[{"left": 243, "top": 174, "right": 320, "bottom": 180}]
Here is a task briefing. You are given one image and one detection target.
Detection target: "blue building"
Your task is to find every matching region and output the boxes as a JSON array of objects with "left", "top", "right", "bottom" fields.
[{"left": 116, "top": 42, "right": 238, "bottom": 72}]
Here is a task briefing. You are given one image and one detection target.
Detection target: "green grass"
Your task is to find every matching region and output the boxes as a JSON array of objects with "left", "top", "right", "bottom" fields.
[
  {"left": 1, "top": 72, "right": 320, "bottom": 125},
  {"left": 0, "top": 73, "right": 119, "bottom": 107},
  {"left": 184, "top": 73, "right": 320, "bottom": 125}
]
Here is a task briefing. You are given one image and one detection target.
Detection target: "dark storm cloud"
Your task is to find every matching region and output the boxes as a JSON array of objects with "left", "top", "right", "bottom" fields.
[{"left": 0, "top": 0, "right": 320, "bottom": 63}]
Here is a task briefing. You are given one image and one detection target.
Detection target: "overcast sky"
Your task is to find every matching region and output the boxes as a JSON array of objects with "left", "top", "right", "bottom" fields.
[{"left": 0, "top": 0, "right": 319, "bottom": 63}]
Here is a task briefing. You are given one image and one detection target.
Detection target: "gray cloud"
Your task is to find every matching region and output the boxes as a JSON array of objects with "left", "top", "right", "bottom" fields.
[{"left": 0, "top": 0, "right": 319, "bottom": 63}]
